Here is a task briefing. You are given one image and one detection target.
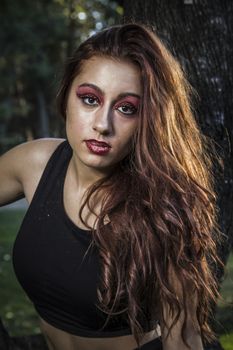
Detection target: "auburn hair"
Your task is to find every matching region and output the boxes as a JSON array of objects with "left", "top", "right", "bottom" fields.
[{"left": 56, "top": 23, "right": 223, "bottom": 348}]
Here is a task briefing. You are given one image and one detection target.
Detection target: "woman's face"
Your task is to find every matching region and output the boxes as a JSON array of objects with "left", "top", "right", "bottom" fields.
[{"left": 66, "top": 55, "right": 141, "bottom": 174}]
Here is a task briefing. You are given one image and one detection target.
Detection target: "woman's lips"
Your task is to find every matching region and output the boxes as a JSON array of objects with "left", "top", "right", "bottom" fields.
[{"left": 85, "top": 140, "right": 111, "bottom": 155}]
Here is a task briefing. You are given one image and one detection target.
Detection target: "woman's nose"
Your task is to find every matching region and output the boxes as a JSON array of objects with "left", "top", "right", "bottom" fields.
[{"left": 92, "top": 105, "right": 113, "bottom": 135}]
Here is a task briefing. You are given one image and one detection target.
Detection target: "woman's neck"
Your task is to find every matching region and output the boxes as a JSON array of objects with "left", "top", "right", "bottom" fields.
[{"left": 69, "top": 154, "right": 111, "bottom": 192}]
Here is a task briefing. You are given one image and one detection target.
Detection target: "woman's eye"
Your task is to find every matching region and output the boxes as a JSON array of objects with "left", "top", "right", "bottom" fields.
[
  {"left": 78, "top": 94, "right": 99, "bottom": 106},
  {"left": 117, "top": 104, "right": 137, "bottom": 115}
]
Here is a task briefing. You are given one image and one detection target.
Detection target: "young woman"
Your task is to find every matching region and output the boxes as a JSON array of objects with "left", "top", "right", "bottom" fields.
[{"left": 0, "top": 23, "right": 222, "bottom": 350}]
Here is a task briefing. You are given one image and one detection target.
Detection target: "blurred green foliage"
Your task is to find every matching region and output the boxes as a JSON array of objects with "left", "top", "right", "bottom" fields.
[
  {"left": 0, "top": 209, "right": 233, "bottom": 349},
  {"left": 0, "top": 209, "right": 39, "bottom": 336},
  {"left": 221, "top": 334, "right": 233, "bottom": 350},
  {"left": 0, "top": 0, "right": 123, "bottom": 152}
]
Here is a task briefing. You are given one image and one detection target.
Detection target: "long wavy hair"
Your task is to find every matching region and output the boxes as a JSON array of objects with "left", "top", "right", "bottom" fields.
[{"left": 56, "top": 23, "right": 223, "bottom": 348}]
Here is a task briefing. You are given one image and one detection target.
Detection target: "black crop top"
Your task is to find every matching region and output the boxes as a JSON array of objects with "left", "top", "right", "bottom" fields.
[{"left": 12, "top": 140, "right": 158, "bottom": 337}]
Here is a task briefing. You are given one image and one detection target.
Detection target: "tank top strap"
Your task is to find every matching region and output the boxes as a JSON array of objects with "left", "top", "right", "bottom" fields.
[{"left": 29, "top": 139, "right": 72, "bottom": 210}]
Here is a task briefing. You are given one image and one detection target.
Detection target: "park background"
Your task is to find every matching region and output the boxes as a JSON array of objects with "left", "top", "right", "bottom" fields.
[{"left": 0, "top": 0, "right": 232, "bottom": 349}]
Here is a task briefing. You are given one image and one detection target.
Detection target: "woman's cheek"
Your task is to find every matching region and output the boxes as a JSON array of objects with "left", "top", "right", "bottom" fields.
[{"left": 66, "top": 111, "right": 85, "bottom": 128}]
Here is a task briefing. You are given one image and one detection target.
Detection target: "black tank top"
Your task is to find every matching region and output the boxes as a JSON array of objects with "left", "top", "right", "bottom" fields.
[{"left": 12, "top": 140, "right": 157, "bottom": 337}]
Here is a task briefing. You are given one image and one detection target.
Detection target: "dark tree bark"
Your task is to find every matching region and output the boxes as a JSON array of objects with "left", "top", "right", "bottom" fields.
[
  {"left": 122, "top": 0, "right": 233, "bottom": 253},
  {"left": 123, "top": 1, "right": 233, "bottom": 349}
]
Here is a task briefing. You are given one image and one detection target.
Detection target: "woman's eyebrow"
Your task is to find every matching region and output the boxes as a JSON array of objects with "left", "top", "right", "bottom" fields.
[
  {"left": 117, "top": 92, "right": 141, "bottom": 100},
  {"left": 77, "top": 83, "right": 103, "bottom": 96},
  {"left": 78, "top": 83, "right": 141, "bottom": 100}
]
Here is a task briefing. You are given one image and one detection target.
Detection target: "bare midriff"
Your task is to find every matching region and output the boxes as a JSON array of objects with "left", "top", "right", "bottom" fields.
[{"left": 39, "top": 316, "right": 161, "bottom": 350}]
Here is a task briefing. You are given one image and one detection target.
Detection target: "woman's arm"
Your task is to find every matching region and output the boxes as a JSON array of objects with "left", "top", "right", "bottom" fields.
[
  {"left": 0, "top": 144, "right": 26, "bottom": 206},
  {"left": 160, "top": 299, "right": 203, "bottom": 350},
  {"left": 160, "top": 264, "right": 204, "bottom": 350}
]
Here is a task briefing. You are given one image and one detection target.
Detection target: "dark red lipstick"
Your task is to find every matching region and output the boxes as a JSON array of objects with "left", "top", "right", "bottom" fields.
[{"left": 85, "top": 139, "right": 111, "bottom": 155}]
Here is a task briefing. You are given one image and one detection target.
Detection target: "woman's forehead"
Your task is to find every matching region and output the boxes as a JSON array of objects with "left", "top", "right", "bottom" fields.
[{"left": 71, "top": 56, "right": 142, "bottom": 96}]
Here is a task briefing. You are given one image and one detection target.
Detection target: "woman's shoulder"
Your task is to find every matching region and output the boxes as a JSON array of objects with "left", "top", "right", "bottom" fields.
[
  {"left": 22, "top": 136, "right": 65, "bottom": 172},
  {"left": 13, "top": 138, "right": 65, "bottom": 201},
  {"left": 1, "top": 137, "right": 65, "bottom": 176},
  {"left": 9, "top": 138, "right": 65, "bottom": 172},
  {"left": 20, "top": 137, "right": 66, "bottom": 163},
  {"left": 19, "top": 138, "right": 66, "bottom": 203},
  {"left": 0, "top": 138, "right": 66, "bottom": 206}
]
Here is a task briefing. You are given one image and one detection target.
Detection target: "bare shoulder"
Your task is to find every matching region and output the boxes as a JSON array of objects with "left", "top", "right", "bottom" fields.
[
  {"left": 0, "top": 138, "right": 65, "bottom": 206},
  {"left": 2, "top": 137, "right": 65, "bottom": 174},
  {"left": 19, "top": 138, "right": 66, "bottom": 203},
  {"left": 19, "top": 138, "right": 66, "bottom": 166}
]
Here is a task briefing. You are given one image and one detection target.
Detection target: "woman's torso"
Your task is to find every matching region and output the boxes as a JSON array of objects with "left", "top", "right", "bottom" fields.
[
  {"left": 14, "top": 138, "right": 161, "bottom": 350},
  {"left": 39, "top": 316, "right": 161, "bottom": 350}
]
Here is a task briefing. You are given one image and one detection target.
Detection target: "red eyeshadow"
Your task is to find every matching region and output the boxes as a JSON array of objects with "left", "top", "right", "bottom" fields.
[
  {"left": 114, "top": 96, "right": 140, "bottom": 109},
  {"left": 76, "top": 86, "right": 103, "bottom": 103}
]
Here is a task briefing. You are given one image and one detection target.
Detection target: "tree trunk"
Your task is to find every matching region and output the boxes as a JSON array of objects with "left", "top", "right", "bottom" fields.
[
  {"left": 123, "top": 1, "right": 233, "bottom": 349},
  {"left": 122, "top": 0, "right": 233, "bottom": 252}
]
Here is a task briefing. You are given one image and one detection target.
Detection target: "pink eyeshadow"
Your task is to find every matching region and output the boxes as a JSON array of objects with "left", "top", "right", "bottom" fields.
[
  {"left": 114, "top": 96, "right": 140, "bottom": 109},
  {"left": 76, "top": 86, "right": 103, "bottom": 102}
]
